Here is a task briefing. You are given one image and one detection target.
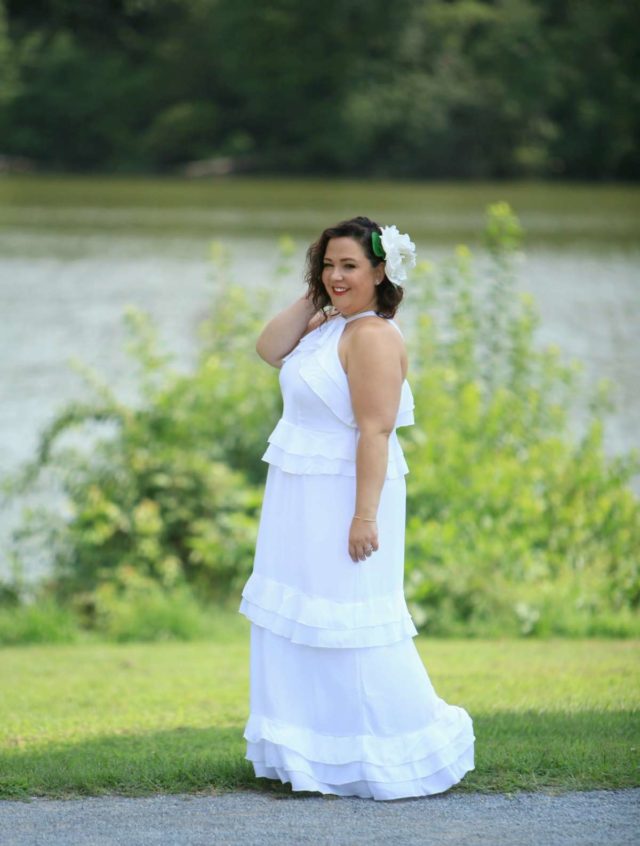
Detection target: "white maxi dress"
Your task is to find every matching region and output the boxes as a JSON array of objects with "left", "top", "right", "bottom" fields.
[{"left": 238, "top": 309, "right": 475, "bottom": 800}]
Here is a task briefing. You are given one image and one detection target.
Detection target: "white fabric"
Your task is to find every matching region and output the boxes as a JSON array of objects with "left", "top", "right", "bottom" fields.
[{"left": 238, "top": 309, "right": 475, "bottom": 800}]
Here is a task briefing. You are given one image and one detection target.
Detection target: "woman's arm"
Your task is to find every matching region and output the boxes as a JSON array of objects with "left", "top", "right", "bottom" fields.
[
  {"left": 255, "top": 293, "right": 320, "bottom": 368},
  {"left": 345, "top": 323, "right": 404, "bottom": 563}
]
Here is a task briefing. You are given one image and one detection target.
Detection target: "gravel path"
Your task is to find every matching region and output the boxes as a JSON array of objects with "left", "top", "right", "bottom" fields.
[{"left": 2, "top": 788, "right": 638, "bottom": 846}]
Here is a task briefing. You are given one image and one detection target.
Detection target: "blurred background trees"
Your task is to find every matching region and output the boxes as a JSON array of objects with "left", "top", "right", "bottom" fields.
[{"left": 1, "top": 0, "right": 638, "bottom": 178}]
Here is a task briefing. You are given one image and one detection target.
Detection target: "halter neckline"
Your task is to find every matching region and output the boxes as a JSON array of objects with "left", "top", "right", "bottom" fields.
[{"left": 342, "top": 310, "right": 380, "bottom": 323}]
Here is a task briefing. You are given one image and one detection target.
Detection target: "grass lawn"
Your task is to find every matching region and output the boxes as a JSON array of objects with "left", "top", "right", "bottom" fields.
[{"left": 1, "top": 611, "right": 638, "bottom": 800}]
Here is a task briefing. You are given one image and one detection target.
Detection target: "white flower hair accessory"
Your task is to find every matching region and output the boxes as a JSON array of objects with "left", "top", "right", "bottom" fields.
[{"left": 371, "top": 225, "right": 417, "bottom": 286}]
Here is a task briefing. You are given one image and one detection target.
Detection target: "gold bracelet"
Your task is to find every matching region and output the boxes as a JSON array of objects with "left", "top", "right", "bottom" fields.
[{"left": 353, "top": 515, "right": 377, "bottom": 522}]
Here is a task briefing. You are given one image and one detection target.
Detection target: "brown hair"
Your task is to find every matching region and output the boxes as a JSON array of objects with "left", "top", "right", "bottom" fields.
[{"left": 304, "top": 216, "right": 404, "bottom": 319}]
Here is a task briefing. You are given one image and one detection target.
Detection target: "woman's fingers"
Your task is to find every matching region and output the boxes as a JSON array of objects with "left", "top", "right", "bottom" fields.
[
  {"left": 348, "top": 517, "right": 379, "bottom": 561},
  {"left": 349, "top": 541, "right": 379, "bottom": 563}
]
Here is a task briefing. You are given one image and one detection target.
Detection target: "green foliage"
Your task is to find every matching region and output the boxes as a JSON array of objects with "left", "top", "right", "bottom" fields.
[
  {"left": 0, "top": 0, "right": 17, "bottom": 108},
  {"left": 142, "top": 101, "right": 220, "bottom": 167},
  {"left": 0, "top": 596, "right": 80, "bottom": 645},
  {"left": 1, "top": 1, "right": 638, "bottom": 177},
  {"left": 2, "top": 242, "right": 284, "bottom": 639},
  {"left": 6, "top": 26, "right": 159, "bottom": 170},
  {"left": 89, "top": 573, "right": 219, "bottom": 643},
  {"left": 2, "top": 204, "right": 639, "bottom": 643},
  {"left": 401, "top": 203, "right": 640, "bottom": 636}
]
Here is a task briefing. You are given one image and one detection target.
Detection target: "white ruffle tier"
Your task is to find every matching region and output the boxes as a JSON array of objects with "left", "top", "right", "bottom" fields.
[
  {"left": 243, "top": 625, "right": 476, "bottom": 800},
  {"left": 261, "top": 418, "right": 409, "bottom": 478},
  {"left": 239, "top": 467, "right": 411, "bottom": 649},
  {"left": 296, "top": 347, "right": 416, "bottom": 432},
  {"left": 239, "top": 571, "right": 418, "bottom": 648}
]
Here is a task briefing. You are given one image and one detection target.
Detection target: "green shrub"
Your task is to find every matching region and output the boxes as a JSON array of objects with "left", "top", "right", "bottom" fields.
[
  {"left": 0, "top": 597, "right": 80, "bottom": 645},
  {"left": 89, "top": 572, "right": 215, "bottom": 643},
  {"left": 401, "top": 203, "right": 640, "bottom": 636},
  {"left": 1, "top": 244, "right": 284, "bottom": 639}
]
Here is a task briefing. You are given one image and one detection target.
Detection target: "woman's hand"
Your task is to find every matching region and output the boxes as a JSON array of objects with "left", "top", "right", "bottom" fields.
[{"left": 349, "top": 517, "right": 379, "bottom": 563}]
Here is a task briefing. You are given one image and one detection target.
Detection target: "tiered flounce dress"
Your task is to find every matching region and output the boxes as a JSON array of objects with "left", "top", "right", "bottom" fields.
[{"left": 238, "top": 309, "right": 475, "bottom": 800}]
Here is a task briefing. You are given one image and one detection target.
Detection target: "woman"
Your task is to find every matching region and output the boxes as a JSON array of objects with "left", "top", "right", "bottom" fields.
[{"left": 238, "top": 216, "right": 475, "bottom": 800}]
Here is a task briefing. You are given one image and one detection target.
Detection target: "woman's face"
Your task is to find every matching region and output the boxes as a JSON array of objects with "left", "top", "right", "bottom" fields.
[{"left": 321, "top": 236, "right": 384, "bottom": 316}]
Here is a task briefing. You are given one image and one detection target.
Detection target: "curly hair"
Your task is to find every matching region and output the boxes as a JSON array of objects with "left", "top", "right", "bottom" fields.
[{"left": 304, "top": 216, "right": 404, "bottom": 320}]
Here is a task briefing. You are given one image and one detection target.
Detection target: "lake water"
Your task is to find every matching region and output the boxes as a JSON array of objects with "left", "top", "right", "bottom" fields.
[{"left": 1, "top": 176, "right": 639, "bottom": 582}]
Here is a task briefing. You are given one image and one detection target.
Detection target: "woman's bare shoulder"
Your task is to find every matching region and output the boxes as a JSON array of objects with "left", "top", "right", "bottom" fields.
[
  {"left": 341, "top": 315, "right": 408, "bottom": 378},
  {"left": 346, "top": 315, "right": 405, "bottom": 345}
]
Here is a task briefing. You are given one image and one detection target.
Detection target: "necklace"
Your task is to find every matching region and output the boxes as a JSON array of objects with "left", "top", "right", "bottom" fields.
[{"left": 343, "top": 309, "right": 379, "bottom": 323}]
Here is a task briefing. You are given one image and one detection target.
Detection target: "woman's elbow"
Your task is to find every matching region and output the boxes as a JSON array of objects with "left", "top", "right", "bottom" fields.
[
  {"left": 255, "top": 338, "right": 269, "bottom": 361},
  {"left": 358, "top": 426, "right": 393, "bottom": 440},
  {"left": 255, "top": 341, "right": 282, "bottom": 369}
]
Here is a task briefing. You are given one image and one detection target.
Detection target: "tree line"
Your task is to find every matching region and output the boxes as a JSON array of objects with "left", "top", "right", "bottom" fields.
[{"left": 0, "top": 0, "right": 638, "bottom": 179}]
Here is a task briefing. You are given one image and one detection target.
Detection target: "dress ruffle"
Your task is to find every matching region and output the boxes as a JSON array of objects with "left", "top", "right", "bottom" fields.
[
  {"left": 239, "top": 571, "right": 418, "bottom": 648},
  {"left": 261, "top": 418, "right": 409, "bottom": 478},
  {"left": 297, "top": 330, "right": 416, "bottom": 432},
  {"left": 244, "top": 712, "right": 476, "bottom": 801}
]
